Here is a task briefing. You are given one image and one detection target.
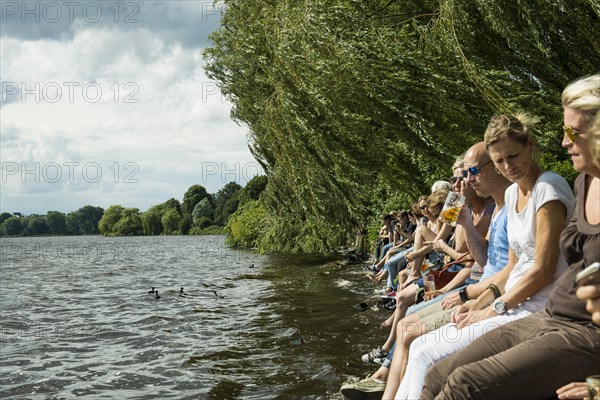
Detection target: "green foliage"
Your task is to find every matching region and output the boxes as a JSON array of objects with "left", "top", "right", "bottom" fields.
[
  {"left": 161, "top": 208, "right": 182, "bottom": 235},
  {"left": 141, "top": 209, "right": 163, "bottom": 235},
  {"left": 98, "top": 205, "right": 125, "bottom": 236},
  {"left": 205, "top": 0, "right": 600, "bottom": 253},
  {"left": 23, "top": 216, "right": 48, "bottom": 236},
  {"left": 192, "top": 198, "right": 214, "bottom": 225},
  {"left": 113, "top": 208, "right": 143, "bottom": 236},
  {"left": 182, "top": 184, "right": 210, "bottom": 216},
  {"left": 0, "top": 212, "right": 12, "bottom": 225},
  {"left": 224, "top": 200, "right": 268, "bottom": 248},
  {"left": 179, "top": 214, "right": 193, "bottom": 235},
  {"left": 213, "top": 181, "right": 243, "bottom": 225},
  {"left": 65, "top": 206, "right": 104, "bottom": 235},
  {"left": 238, "top": 175, "right": 268, "bottom": 205},
  {"left": 2, "top": 216, "right": 24, "bottom": 236},
  {"left": 46, "top": 211, "right": 67, "bottom": 235}
]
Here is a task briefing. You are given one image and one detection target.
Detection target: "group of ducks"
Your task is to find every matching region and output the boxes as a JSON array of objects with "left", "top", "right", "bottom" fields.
[
  {"left": 147, "top": 287, "right": 224, "bottom": 300},
  {"left": 146, "top": 263, "right": 255, "bottom": 300},
  {"left": 148, "top": 287, "right": 184, "bottom": 299}
]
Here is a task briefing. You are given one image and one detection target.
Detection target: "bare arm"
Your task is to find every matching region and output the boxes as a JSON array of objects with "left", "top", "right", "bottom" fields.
[{"left": 456, "top": 206, "right": 490, "bottom": 269}]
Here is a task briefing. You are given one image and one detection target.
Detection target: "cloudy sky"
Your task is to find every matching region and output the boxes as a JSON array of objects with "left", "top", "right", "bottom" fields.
[{"left": 0, "top": 0, "right": 262, "bottom": 215}]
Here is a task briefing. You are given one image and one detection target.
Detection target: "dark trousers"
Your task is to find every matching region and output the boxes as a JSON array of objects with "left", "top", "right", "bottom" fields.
[{"left": 422, "top": 311, "right": 600, "bottom": 400}]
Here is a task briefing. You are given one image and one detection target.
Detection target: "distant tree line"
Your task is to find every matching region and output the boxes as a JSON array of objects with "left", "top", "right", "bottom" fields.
[{"left": 0, "top": 176, "right": 267, "bottom": 237}]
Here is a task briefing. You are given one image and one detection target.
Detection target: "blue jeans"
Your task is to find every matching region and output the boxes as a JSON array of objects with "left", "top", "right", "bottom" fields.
[{"left": 384, "top": 247, "right": 413, "bottom": 290}]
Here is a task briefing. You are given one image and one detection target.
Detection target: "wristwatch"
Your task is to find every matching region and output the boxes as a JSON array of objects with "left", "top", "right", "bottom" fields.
[
  {"left": 493, "top": 298, "right": 507, "bottom": 315},
  {"left": 458, "top": 287, "right": 469, "bottom": 303}
]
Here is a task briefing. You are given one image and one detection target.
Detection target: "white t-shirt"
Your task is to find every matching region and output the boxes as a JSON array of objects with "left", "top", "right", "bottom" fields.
[{"left": 504, "top": 171, "right": 575, "bottom": 313}]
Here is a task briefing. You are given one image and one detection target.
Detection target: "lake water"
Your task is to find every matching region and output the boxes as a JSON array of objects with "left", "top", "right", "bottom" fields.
[{"left": 0, "top": 235, "right": 386, "bottom": 399}]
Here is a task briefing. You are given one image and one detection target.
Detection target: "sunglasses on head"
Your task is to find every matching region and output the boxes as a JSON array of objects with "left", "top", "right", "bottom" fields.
[
  {"left": 563, "top": 125, "right": 581, "bottom": 144},
  {"left": 462, "top": 160, "right": 492, "bottom": 178},
  {"left": 450, "top": 176, "right": 464, "bottom": 184}
]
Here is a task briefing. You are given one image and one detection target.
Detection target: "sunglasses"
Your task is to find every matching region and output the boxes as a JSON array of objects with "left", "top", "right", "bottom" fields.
[
  {"left": 462, "top": 160, "right": 492, "bottom": 178},
  {"left": 563, "top": 125, "right": 581, "bottom": 144},
  {"left": 419, "top": 205, "right": 428, "bottom": 210},
  {"left": 450, "top": 176, "right": 464, "bottom": 184}
]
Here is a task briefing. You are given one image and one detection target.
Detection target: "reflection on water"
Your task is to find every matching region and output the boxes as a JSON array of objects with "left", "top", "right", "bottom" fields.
[{"left": 0, "top": 236, "right": 384, "bottom": 399}]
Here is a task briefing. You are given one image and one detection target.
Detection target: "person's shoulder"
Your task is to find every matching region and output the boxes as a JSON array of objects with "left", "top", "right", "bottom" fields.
[{"left": 538, "top": 171, "right": 569, "bottom": 186}]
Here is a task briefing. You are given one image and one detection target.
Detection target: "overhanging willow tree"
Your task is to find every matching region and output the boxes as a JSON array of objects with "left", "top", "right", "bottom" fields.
[{"left": 204, "top": 0, "right": 600, "bottom": 253}]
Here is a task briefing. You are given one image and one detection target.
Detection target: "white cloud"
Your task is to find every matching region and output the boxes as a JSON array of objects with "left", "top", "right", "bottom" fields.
[{"left": 0, "top": 1, "right": 260, "bottom": 215}]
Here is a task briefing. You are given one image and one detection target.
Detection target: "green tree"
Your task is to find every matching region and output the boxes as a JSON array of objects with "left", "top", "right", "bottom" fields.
[
  {"left": 238, "top": 175, "right": 268, "bottom": 205},
  {"left": 46, "top": 211, "right": 67, "bottom": 235},
  {"left": 179, "top": 214, "right": 193, "bottom": 235},
  {"left": 182, "top": 184, "right": 209, "bottom": 216},
  {"left": 98, "top": 205, "right": 125, "bottom": 236},
  {"left": 204, "top": 0, "right": 599, "bottom": 253},
  {"left": 161, "top": 208, "right": 182, "bottom": 235},
  {"left": 65, "top": 212, "right": 81, "bottom": 235},
  {"left": 141, "top": 209, "right": 163, "bottom": 235},
  {"left": 2, "top": 216, "right": 24, "bottom": 236},
  {"left": 192, "top": 198, "right": 214, "bottom": 225},
  {"left": 113, "top": 208, "right": 143, "bottom": 236},
  {"left": 23, "top": 216, "right": 48, "bottom": 236},
  {"left": 213, "top": 181, "right": 242, "bottom": 226},
  {"left": 0, "top": 212, "right": 12, "bottom": 225}
]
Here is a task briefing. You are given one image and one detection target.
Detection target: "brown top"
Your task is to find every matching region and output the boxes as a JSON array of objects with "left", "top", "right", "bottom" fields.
[{"left": 546, "top": 173, "right": 600, "bottom": 325}]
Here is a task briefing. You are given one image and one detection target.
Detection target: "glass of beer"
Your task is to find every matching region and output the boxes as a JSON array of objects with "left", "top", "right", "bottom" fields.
[
  {"left": 423, "top": 274, "right": 436, "bottom": 296},
  {"left": 587, "top": 375, "right": 600, "bottom": 400},
  {"left": 438, "top": 191, "right": 466, "bottom": 226}
]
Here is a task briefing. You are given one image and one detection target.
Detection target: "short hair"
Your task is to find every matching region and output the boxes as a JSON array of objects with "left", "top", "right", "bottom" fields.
[
  {"left": 427, "top": 189, "right": 449, "bottom": 211},
  {"left": 562, "top": 74, "right": 600, "bottom": 126},
  {"left": 398, "top": 210, "right": 410, "bottom": 220},
  {"left": 382, "top": 214, "right": 393, "bottom": 222},
  {"left": 484, "top": 113, "right": 538, "bottom": 148},
  {"left": 431, "top": 180, "right": 452, "bottom": 193}
]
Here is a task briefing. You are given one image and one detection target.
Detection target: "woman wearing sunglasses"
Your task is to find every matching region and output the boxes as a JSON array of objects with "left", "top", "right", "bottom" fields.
[
  {"left": 421, "top": 74, "right": 599, "bottom": 400},
  {"left": 390, "top": 111, "right": 576, "bottom": 399}
]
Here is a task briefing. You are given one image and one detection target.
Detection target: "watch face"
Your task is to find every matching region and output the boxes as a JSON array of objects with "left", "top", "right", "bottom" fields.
[{"left": 494, "top": 299, "right": 506, "bottom": 314}]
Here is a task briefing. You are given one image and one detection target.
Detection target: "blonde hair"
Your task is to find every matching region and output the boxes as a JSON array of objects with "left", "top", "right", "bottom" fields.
[
  {"left": 427, "top": 189, "right": 449, "bottom": 211},
  {"left": 562, "top": 74, "right": 600, "bottom": 125},
  {"left": 591, "top": 112, "right": 600, "bottom": 169},
  {"left": 484, "top": 113, "right": 538, "bottom": 148}
]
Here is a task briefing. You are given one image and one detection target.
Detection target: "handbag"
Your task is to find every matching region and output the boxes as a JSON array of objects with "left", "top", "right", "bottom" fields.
[{"left": 430, "top": 253, "right": 474, "bottom": 289}]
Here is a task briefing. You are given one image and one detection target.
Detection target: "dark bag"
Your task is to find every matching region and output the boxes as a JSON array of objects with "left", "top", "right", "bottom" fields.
[{"left": 430, "top": 253, "right": 474, "bottom": 289}]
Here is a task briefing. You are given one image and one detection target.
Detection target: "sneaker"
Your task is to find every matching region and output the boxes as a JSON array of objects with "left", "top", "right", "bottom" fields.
[
  {"left": 340, "top": 376, "right": 385, "bottom": 400},
  {"left": 380, "top": 291, "right": 396, "bottom": 299},
  {"left": 361, "top": 346, "right": 388, "bottom": 364}
]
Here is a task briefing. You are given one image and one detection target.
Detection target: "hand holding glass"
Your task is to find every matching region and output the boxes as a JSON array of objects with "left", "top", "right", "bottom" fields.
[{"left": 439, "top": 192, "right": 466, "bottom": 227}]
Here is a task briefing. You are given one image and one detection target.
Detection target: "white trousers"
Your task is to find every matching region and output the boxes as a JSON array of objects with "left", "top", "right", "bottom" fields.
[{"left": 395, "top": 307, "right": 532, "bottom": 400}]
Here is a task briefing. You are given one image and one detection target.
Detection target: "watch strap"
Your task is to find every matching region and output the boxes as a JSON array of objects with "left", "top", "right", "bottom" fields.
[{"left": 459, "top": 287, "right": 470, "bottom": 303}]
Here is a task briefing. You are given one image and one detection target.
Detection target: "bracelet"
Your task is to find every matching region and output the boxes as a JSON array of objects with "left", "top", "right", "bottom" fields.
[
  {"left": 459, "top": 287, "right": 470, "bottom": 303},
  {"left": 486, "top": 284, "right": 501, "bottom": 299}
]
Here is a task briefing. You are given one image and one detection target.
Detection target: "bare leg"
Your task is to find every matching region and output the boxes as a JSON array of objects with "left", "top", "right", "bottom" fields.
[
  {"left": 381, "top": 284, "right": 417, "bottom": 350},
  {"left": 381, "top": 314, "right": 426, "bottom": 400}
]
